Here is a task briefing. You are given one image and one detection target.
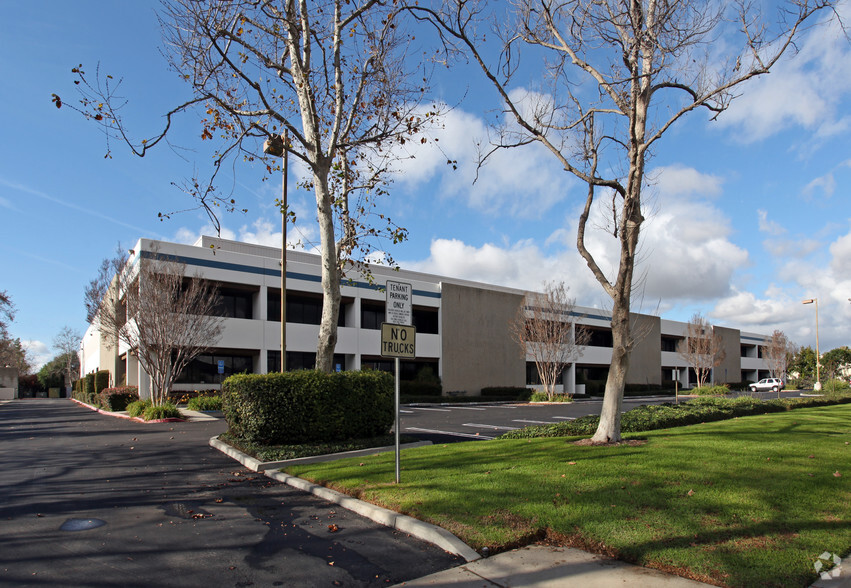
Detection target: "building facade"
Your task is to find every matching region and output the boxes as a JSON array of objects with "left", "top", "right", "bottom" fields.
[{"left": 81, "top": 236, "right": 772, "bottom": 397}]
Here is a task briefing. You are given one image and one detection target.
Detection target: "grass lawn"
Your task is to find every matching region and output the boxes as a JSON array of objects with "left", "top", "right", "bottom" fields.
[{"left": 286, "top": 404, "right": 851, "bottom": 587}]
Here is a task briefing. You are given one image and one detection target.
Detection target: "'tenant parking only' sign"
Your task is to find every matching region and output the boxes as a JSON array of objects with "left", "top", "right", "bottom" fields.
[{"left": 385, "top": 280, "right": 412, "bottom": 326}]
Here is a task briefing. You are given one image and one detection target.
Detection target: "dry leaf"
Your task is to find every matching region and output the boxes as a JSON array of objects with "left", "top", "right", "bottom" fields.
[
  {"left": 687, "top": 489, "right": 695, "bottom": 496},
  {"left": 834, "top": 471, "right": 842, "bottom": 477}
]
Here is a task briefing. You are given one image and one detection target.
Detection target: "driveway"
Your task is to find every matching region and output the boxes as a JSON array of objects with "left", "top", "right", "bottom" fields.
[{"left": 0, "top": 399, "right": 461, "bottom": 587}]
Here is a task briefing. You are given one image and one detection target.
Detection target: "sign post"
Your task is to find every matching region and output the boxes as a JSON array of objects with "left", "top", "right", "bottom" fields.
[{"left": 382, "top": 281, "right": 414, "bottom": 484}]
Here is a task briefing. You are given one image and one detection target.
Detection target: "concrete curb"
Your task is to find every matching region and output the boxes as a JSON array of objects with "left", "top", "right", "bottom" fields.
[
  {"left": 70, "top": 398, "right": 185, "bottom": 423},
  {"left": 208, "top": 436, "right": 434, "bottom": 471},
  {"left": 209, "top": 435, "right": 481, "bottom": 563}
]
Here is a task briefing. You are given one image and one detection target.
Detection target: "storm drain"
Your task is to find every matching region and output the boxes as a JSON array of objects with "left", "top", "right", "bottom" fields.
[{"left": 59, "top": 518, "right": 107, "bottom": 532}]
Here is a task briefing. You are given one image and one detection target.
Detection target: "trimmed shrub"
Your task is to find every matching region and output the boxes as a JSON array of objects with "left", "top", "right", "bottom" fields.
[
  {"left": 187, "top": 395, "right": 223, "bottom": 411},
  {"left": 481, "top": 387, "right": 532, "bottom": 400},
  {"left": 98, "top": 386, "right": 140, "bottom": 412},
  {"left": 143, "top": 402, "right": 181, "bottom": 421},
  {"left": 400, "top": 380, "right": 442, "bottom": 397},
  {"left": 94, "top": 370, "right": 110, "bottom": 394},
  {"left": 127, "top": 399, "right": 151, "bottom": 418},
  {"left": 530, "top": 391, "right": 572, "bottom": 402},
  {"left": 222, "top": 370, "right": 393, "bottom": 445},
  {"left": 689, "top": 385, "right": 730, "bottom": 396},
  {"left": 584, "top": 380, "right": 606, "bottom": 396},
  {"left": 624, "top": 383, "right": 666, "bottom": 396},
  {"left": 84, "top": 373, "right": 95, "bottom": 396}
]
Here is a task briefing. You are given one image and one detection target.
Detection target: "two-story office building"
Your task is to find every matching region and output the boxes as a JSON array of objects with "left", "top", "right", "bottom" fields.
[{"left": 81, "top": 236, "right": 772, "bottom": 397}]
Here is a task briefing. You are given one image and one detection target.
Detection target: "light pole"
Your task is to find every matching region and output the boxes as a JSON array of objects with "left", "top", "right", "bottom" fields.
[
  {"left": 802, "top": 298, "right": 820, "bottom": 391},
  {"left": 264, "top": 132, "right": 289, "bottom": 372}
]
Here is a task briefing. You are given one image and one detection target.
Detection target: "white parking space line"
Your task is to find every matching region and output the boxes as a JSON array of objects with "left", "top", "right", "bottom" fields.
[
  {"left": 512, "top": 419, "right": 558, "bottom": 424},
  {"left": 463, "top": 423, "right": 520, "bottom": 431},
  {"left": 446, "top": 406, "right": 486, "bottom": 411},
  {"left": 408, "top": 407, "right": 451, "bottom": 412},
  {"left": 400, "top": 410, "right": 415, "bottom": 414},
  {"left": 405, "top": 427, "right": 495, "bottom": 440},
  {"left": 553, "top": 416, "right": 576, "bottom": 420}
]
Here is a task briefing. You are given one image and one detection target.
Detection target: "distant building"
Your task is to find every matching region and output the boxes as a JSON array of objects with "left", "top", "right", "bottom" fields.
[{"left": 81, "top": 236, "right": 771, "bottom": 399}]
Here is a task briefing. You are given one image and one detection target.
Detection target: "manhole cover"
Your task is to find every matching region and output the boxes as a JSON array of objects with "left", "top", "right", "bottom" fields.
[{"left": 60, "top": 518, "right": 107, "bottom": 532}]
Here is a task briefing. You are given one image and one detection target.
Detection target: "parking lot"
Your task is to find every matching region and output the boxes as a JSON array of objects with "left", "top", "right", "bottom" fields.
[
  {"left": 399, "top": 396, "right": 668, "bottom": 442},
  {"left": 400, "top": 390, "right": 809, "bottom": 443}
]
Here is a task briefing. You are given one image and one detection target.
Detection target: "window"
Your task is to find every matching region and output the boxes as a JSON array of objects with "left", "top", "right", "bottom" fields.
[
  {"left": 361, "top": 301, "right": 385, "bottom": 330},
  {"left": 661, "top": 336, "right": 680, "bottom": 352},
  {"left": 585, "top": 327, "right": 613, "bottom": 348},
  {"left": 412, "top": 307, "right": 439, "bottom": 334},
  {"left": 267, "top": 351, "right": 345, "bottom": 372},
  {"left": 267, "top": 291, "right": 347, "bottom": 326},
  {"left": 175, "top": 353, "right": 254, "bottom": 384},
  {"left": 361, "top": 359, "right": 439, "bottom": 381},
  {"left": 214, "top": 287, "right": 254, "bottom": 319}
]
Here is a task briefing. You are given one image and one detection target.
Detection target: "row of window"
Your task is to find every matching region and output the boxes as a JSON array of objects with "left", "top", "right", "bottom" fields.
[{"left": 175, "top": 350, "right": 440, "bottom": 385}]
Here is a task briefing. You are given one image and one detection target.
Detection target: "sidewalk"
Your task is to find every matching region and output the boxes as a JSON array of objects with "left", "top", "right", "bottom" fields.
[{"left": 395, "top": 545, "right": 714, "bottom": 587}]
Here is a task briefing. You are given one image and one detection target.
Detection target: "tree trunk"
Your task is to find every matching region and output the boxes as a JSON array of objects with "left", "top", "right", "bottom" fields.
[
  {"left": 314, "top": 170, "right": 342, "bottom": 373},
  {"left": 592, "top": 296, "right": 630, "bottom": 443}
]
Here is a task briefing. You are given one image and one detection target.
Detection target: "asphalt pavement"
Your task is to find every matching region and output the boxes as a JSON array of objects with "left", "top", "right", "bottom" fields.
[{"left": 0, "top": 399, "right": 462, "bottom": 587}]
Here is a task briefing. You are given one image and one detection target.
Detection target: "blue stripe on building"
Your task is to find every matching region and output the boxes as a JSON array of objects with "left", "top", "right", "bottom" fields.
[{"left": 141, "top": 250, "right": 441, "bottom": 299}]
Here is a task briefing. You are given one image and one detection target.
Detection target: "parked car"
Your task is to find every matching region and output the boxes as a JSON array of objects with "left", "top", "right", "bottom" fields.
[{"left": 749, "top": 378, "right": 784, "bottom": 393}]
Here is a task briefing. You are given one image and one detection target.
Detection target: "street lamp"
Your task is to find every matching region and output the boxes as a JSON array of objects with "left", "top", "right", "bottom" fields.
[
  {"left": 264, "top": 131, "right": 289, "bottom": 372},
  {"left": 802, "top": 298, "right": 820, "bottom": 391}
]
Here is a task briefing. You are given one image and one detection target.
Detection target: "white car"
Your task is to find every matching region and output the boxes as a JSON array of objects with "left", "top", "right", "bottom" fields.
[{"left": 749, "top": 378, "right": 784, "bottom": 393}]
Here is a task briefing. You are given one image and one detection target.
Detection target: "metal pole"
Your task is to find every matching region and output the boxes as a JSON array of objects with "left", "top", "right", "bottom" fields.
[
  {"left": 815, "top": 298, "right": 820, "bottom": 389},
  {"left": 395, "top": 356, "right": 400, "bottom": 484},
  {"left": 281, "top": 131, "right": 288, "bottom": 372}
]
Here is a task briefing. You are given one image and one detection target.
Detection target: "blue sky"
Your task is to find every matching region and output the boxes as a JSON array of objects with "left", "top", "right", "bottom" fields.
[{"left": 2, "top": 1, "right": 850, "bottom": 369}]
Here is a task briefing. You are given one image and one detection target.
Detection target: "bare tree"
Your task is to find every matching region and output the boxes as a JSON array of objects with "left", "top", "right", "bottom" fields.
[
  {"left": 59, "top": 0, "right": 439, "bottom": 373},
  {"left": 0, "top": 291, "right": 32, "bottom": 374},
  {"left": 510, "top": 282, "right": 590, "bottom": 401},
  {"left": 53, "top": 326, "right": 82, "bottom": 394},
  {"left": 763, "top": 330, "right": 790, "bottom": 383},
  {"left": 87, "top": 251, "right": 224, "bottom": 405},
  {"left": 413, "top": 0, "right": 838, "bottom": 442},
  {"left": 677, "top": 313, "right": 726, "bottom": 389}
]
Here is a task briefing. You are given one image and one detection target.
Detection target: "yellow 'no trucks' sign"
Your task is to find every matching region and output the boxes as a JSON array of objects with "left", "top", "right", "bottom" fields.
[{"left": 380, "top": 323, "right": 416, "bottom": 358}]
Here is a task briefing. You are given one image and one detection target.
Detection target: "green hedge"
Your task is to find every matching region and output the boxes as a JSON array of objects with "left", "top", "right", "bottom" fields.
[
  {"left": 187, "top": 395, "right": 223, "bottom": 411},
  {"left": 98, "top": 386, "right": 140, "bottom": 411},
  {"left": 481, "top": 386, "right": 532, "bottom": 400},
  {"left": 94, "top": 370, "right": 110, "bottom": 394},
  {"left": 689, "top": 385, "right": 730, "bottom": 396},
  {"left": 84, "top": 373, "right": 95, "bottom": 396},
  {"left": 222, "top": 370, "right": 394, "bottom": 445},
  {"left": 400, "top": 380, "right": 442, "bottom": 397},
  {"left": 499, "top": 394, "right": 850, "bottom": 440}
]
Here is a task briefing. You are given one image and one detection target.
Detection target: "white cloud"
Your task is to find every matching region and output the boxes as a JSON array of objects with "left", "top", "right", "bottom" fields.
[
  {"left": 650, "top": 164, "right": 724, "bottom": 198},
  {"left": 403, "top": 163, "right": 751, "bottom": 308},
  {"left": 803, "top": 173, "right": 837, "bottom": 199},
  {"left": 172, "top": 215, "right": 318, "bottom": 253},
  {"left": 23, "top": 340, "right": 51, "bottom": 370},
  {"left": 757, "top": 209, "right": 786, "bottom": 236},
  {"left": 403, "top": 237, "right": 600, "bottom": 299},
  {"left": 717, "top": 12, "right": 851, "bottom": 142},
  {"left": 829, "top": 230, "right": 851, "bottom": 274},
  {"left": 762, "top": 237, "right": 820, "bottom": 258},
  {"left": 388, "top": 103, "right": 577, "bottom": 218},
  {"left": 711, "top": 223, "right": 851, "bottom": 350}
]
